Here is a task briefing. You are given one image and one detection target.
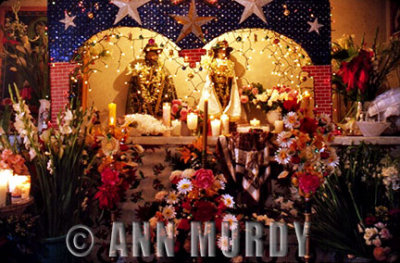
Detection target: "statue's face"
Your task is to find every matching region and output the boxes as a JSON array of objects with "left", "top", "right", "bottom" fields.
[{"left": 146, "top": 51, "right": 159, "bottom": 63}]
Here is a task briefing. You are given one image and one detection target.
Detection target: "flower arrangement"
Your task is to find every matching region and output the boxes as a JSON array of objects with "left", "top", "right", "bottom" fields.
[
  {"left": 0, "top": 149, "right": 28, "bottom": 175},
  {"left": 0, "top": 3, "right": 49, "bottom": 101},
  {"left": 8, "top": 86, "right": 97, "bottom": 238},
  {"left": 332, "top": 33, "right": 400, "bottom": 103},
  {"left": 171, "top": 99, "right": 189, "bottom": 121},
  {"left": 274, "top": 110, "right": 337, "bottom": 197},
  {"left": 312, "top": 143, "right": 399, "bottom": 261},
  {"left": 149, "top": 168, "right": 238, "bottom": 253},
  {"left": 239, "top": 83, "right": 299, "bottom": 114},
  {"left": 124, "top": 113, "right": 171, "bottom": 136}
]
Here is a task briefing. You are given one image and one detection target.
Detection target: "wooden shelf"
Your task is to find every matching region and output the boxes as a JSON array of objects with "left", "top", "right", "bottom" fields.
[{"left": 128, "top": 136, "right": 400, "bottom": 146}]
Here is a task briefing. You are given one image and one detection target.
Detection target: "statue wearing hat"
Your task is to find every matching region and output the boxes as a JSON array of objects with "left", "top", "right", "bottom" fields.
[
  {"left": 125, "top": 39, "right": 176, "bottom": 116},
  {"left": 199, "top": 40, "right": 242, "bottom": 121}
]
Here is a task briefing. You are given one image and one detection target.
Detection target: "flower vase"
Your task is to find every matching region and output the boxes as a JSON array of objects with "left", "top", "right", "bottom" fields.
[
  {"left": 266, "top": 110, "right": 282, "bottom": 127},
  {"left": 38, "top": 99, "right": 50, "bottom": 133}
]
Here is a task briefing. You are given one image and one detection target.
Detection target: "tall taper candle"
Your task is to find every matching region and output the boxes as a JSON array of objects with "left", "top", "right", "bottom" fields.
[
  {"left": 108, "top": 103, "right": 116, "bottom": 127},
  {"left": 202, "top": 91, "right": 209, "bottom": 168},
  {"left": 220, "top": 114, "right": 229, "bottom": 135}
]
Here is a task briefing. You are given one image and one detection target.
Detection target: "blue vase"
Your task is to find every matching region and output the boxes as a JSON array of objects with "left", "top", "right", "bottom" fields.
[{"left": 39, "top": 235, "right": 74, "bottom": 263}]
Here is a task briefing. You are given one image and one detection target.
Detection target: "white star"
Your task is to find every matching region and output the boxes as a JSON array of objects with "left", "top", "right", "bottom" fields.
[
  {"left": 307, "top": 18, "right": 324, "bottom": 34},
  {"left": 234, "top": 0, "right": 273, "bottom": 24},
  {"left": 111, "top": 0, "right": 152, "bottom": 25},
  {"left": 171, "top": 0, "right": 215, "bottom": 42},
  {"left": 59, "top": 12, "right": 76, "bottom": 30}
]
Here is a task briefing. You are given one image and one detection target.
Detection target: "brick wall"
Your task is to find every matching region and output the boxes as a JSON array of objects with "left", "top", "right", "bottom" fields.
[
  {"left": 178, "top": 48, "right": 206, "bottom": 68},
  {"left": 50, "top": 62, "right": 76, "bottom": 121},
  {"left": 302, "top": 65, "right": 332, "bottom": 116}
]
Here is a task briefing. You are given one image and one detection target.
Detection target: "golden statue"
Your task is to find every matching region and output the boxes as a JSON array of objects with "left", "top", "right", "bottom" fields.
[
  {"left": 125, "top": 39, "right": 176, "bottom": 116},
  {"left": 199, "top": 40, "right": 241, "bottom": 121}
]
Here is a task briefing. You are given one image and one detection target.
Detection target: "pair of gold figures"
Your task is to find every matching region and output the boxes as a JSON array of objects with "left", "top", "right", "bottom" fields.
[{"left": 125, "top": 39, "right": 241, "bottom": 120}]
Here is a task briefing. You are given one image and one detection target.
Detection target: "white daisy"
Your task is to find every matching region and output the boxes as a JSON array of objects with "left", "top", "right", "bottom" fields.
[
  {"left": 222, "top": 194, "right": 235, "bottom": 208},
  {"left": 222, "top": 214, "right": 238, "bottom": 230},
  {"left": 217, "top": 236, "right": 231, "bottom": 252},
  {"left": 166, "top": 191, "right": 179, "bottom": 204},
  {"left": 283, "top": 112, "right": 300, "bottom": 129},
  {"left": 177, "top": 178, "right": 193, "bottom": 194},
  {"left": 162, "top": 205, "right": 176, "bottom": 220},
  {"left": 275, "top": 148, "right": 291, "bottom": 165},
  {"left": 276, "top": 131, "right": 294, "bottom": 148}
]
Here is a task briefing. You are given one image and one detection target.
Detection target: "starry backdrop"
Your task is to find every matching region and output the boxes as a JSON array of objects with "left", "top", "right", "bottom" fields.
[{"left": 48, "top": 0, "right": 331, "bottom": 65}]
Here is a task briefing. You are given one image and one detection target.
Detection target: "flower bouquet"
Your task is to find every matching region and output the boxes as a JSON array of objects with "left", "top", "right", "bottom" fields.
[
  {"left": 312, "top": 144, "right": 399, "bottom": 261},
  {"left": 171, "top": 99, "right": 189, "bottom": 121},
  {"left": 274, "top": 110, "right": 337, "bottom": 198},
  {"left": 149, "top": 168, "right": 239, "bottom": 255}
]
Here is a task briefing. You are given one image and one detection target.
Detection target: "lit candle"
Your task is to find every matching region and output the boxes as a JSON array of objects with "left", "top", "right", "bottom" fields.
[
  {"left": 9, "top": 175, "right": 30, "bottom": 199},
  {"left": 108, "top": 103, "right": 116, "bottom": 127},
  {"left": 163, "top": 103, "right": 171, "bottom": 127},
  {"left": 171, "top": 119, "right": 181, "bottom": 136},
  {"left": 220, "top": 114, "right": 230, "bottom": 135},
  {"left": 202, "top": 90, "right": 210, "bottom": 168},
  {"left": 250, "top": 118, "right": 260, "bottom": 127},
  {"left": 211, "top": 118, "right": 221, "bottom": 136},
  {"left": 187, "top": 113, "right": 198, "bottom": 131},
  {"left": 274, "top": 120, "right": 284, "bottom": 133},
  {"left": 0, "top": 169, "right": 12, "bottom": 207}
]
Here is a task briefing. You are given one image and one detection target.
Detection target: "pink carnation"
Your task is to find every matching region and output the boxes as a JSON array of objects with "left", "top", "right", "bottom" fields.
[
  {"left": 240, "top": 95, "right": 249, "bottom": 104},
  {"left": 193, "top": 169, "right": 215, "bottom": 189}
]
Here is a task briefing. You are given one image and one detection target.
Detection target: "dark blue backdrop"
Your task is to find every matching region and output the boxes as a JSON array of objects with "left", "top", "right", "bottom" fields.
[{"left": 48, "top": 0, "right": 331, "bottom": 65}]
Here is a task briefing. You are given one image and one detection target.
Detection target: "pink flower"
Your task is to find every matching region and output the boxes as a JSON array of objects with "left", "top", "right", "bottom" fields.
[
  {"left": 193, "top": 169, "right": 215, "bottom": 189},
  {"left": 180, "top": 108, "right": 188, "bottom": 121},
  {"left": 251, "top": 88, "right": 259, "bottom": 95},
  {"left": 172, "top": 104, "right": 179, "bottom": 115},
  {"left": 101, "top": 168, "right": 120, "bottom": 186},
  {"left": 94, "top": 185, "right": 120, "bottom": 209},
  {"left": 240, "top": 95, "right": 249, "bottom": 104},
  {"left": 379, "top": 228, "right": 391, "bottom": 239}
]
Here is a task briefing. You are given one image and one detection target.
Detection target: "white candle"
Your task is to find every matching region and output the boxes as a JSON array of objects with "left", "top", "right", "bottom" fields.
[
  {"left": 211, "top": 118, "right": 221, "bottom": 136},
  {"left": 274, "top": 120, "right": 284, "bottom": 133},
  {"left": 171, "top": 119, "right": 181, "bottom": 136},
  {"left": 250, "top": 118, "right": 260, "bottom": 127},
  {"left": 9, "top": 175, "right": 30, "bottom": 199},
  {"left": 108, "top": 103, "right": 116, "bottom": 127},
  {"left": 220, "top": 114, "right": 230, "bottom": 135},
  {"left": 0, "top": 169, "right": 12, "bottom": 207},
  {"left": 187, "top": 113, "right": 198, "bottom": 131},
  {"left": 163, "top": 103, "right": 171, "bottom": 127}
]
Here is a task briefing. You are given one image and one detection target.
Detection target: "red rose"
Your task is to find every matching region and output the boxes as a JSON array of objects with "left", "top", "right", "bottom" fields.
[
  {"left": 172, "top": 99, "right": 182, "bottom": 106},
  {"left": 364, "top": 216, "right": 377, "bottom": 226},
  {"left": 283, "top": 99, "right": 300, "bottom": 112},
  {"left": 182, "top": 200, "right": 192, "bottom": 211},
  {"left": 178, "top": 218, "right": 190, "bottom": 231},
  {"left": 240, "top": 95, "right": 249, "bottom": 104},
  {"left": 193, "top": 201, "right": 217, "bottom": 222},
  {"left": 180, "top": 108, "right": 188, "bottom": 121},
  {"left": 101, "top": 167, "right": 120, "bottom": 186},
  {"left": 300, "top": 117, "right": 318, "bottom": 134},
  {"left": 94, "top": 185, "right": 120, "bottom": 209},
  {"left": 193, "top": 169, "right": 215, "bottom": 189},
  {"left": 172, "top": 104, "right": 179, "bottom": 115},
  {"left": 298, "top": 173, "right": 321, "bottom": 194}
]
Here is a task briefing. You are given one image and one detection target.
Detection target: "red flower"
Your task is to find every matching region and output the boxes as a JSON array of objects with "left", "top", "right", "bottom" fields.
[
  {"left": 283, "top": 99, "right": 300, "bottom": 112},
  {"left": 172, "top": 99, "right": 182, "bottom": 106},
  {"left": 337, "top": 49, "right": 373, "bottom": 93},
  {"left": 240, "top": 95, "right": 249, "bottom": 104},
  {"left": 298, "top": 173, "right": 321, "bottom": 194},
  {"left": 180, "top": 108, "right": 188, "bottom": 121},
  {"left": 300, "top": 117, "right": 318, "bottom": 134},
  {"left": 177, "top": 218, "right": 190, "bottom": 231},
  {"left": 320, "top": 151, "right": 329, "bottom": 159},
  {"left": 193, "top": 201, "right": 217, "bottom": 222},
  {"left": 192, "top": 169, "right": 215, "bottom": 189},
  {"left": 101, "top": 167, "right": 120, "bottom": 186},
  {"left": 20, "top": 86, "right": 33, "bottom": 100},
  {"left": 364, "top": 216, "right": 377, "bottom": 225},
  {"left": 120, "top": 144, "right": 129, "bottom": 151},
  {"left": 373, "top": 247, "right": 391, "bottom": 262},
  {"left": 291, "top": 155, "right": 301, "bottom": 164},
  {"left": 172, "top": 104, "right": 179, "bottom": 115},
  {"left": 94, "top": 185, "right": 120, "bottom": 209},
  {"left": 251, "top": 88, "right": 259, "bottom": 95},
  {"left": 182, "top": 200, "right": 192, "bottom": 211}
]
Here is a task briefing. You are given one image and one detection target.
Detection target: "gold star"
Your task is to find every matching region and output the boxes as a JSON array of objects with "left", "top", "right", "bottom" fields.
[{"left": 171, "top": 0, "right": 215, "bottom": 42}]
